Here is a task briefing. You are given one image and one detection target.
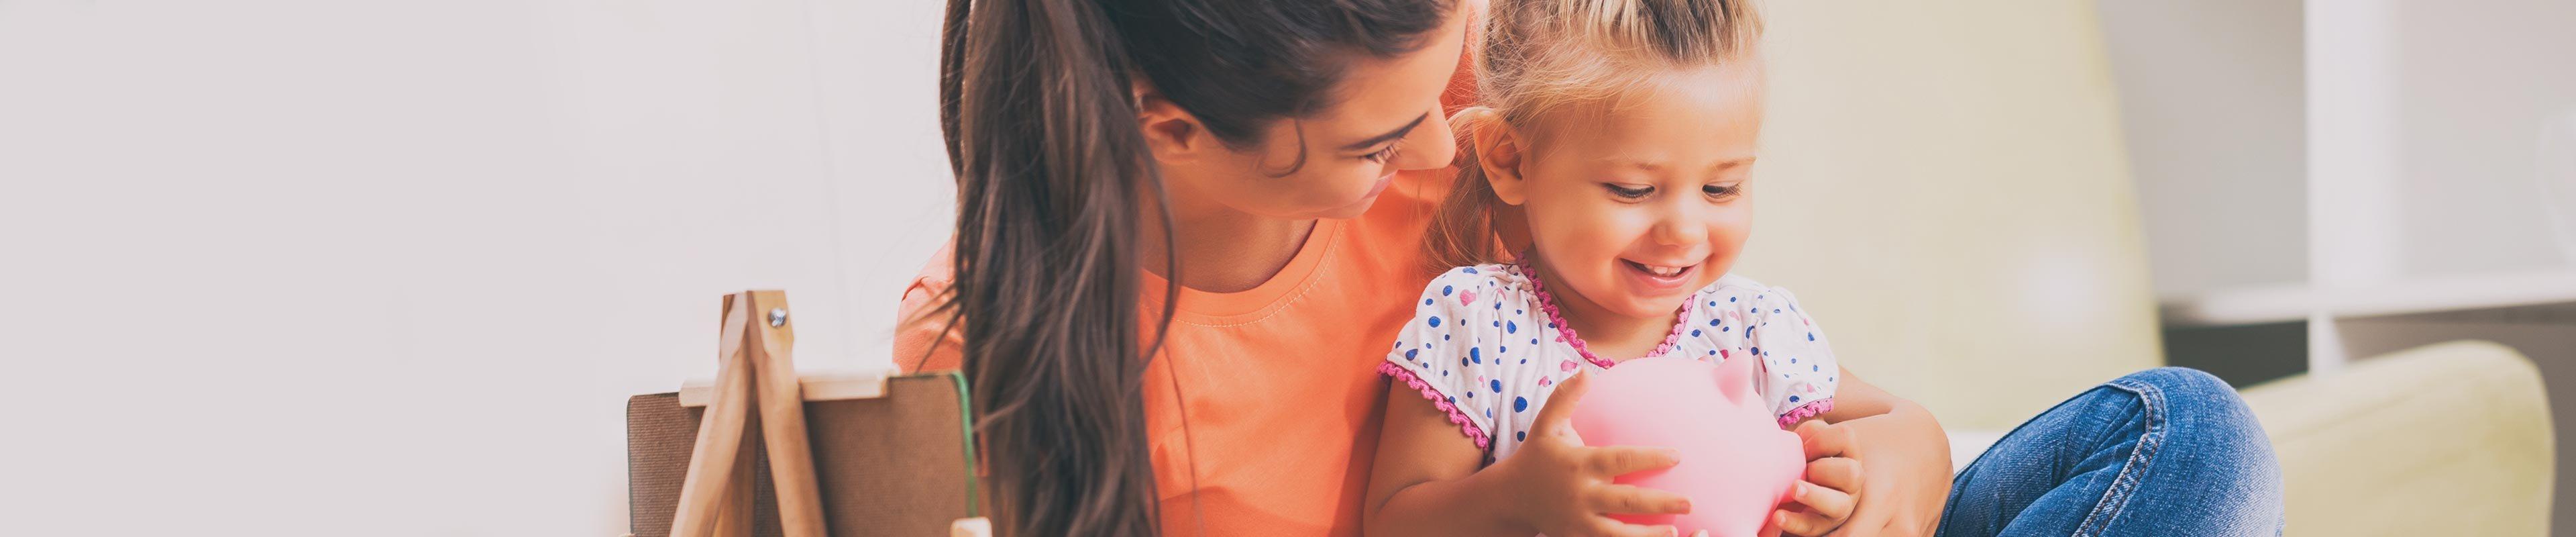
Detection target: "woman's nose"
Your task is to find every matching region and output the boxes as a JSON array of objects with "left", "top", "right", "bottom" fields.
[{"left": 1391, "top": 107, "right": 1458, "bottom": 170}]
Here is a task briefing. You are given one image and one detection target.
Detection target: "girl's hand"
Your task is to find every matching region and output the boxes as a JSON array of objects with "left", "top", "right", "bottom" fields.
[
  {"left": 1772, "top": 420, "right": 1864, "bottom": 536},
  {"left": 1492, "top": 372, "right": 1697, "bottom": 537}
]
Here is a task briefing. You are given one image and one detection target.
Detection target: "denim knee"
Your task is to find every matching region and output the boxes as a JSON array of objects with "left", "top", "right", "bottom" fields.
[
  {"left": 2110, "top": 367, "right": 2253, "bottom": 416},
  {"left": 2107, "top": 367, "right": 2270, "bottom": 450},
  {"left": 1939, "top": 367, "right": 2285, "bottom": 537},
  {"left": 2108, "top": 367, "right": 2284, "bottom": 532},
  {"left": 2110, "top": 367, "right": 2231, "bottom": 401}
]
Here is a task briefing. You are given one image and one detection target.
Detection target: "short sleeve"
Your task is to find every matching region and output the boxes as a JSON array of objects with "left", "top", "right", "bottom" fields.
[
  {"left": 894, "top": 245, "right": 964, "bottom": 373},
  {"left": 1379, "top": 267, "right": 1509, "bottom": 451},
  {"left": 1743, "top": 287, "right": 1838, "bottom": 426}
]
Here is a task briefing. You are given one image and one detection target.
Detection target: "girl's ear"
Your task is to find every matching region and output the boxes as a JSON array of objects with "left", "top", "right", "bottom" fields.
[
  {"left": 1465, "top": 109, "right": 1531, "bottom": 206},
  {"left": 1134, "top": 82, "right": 1205, "bottom": 163}
]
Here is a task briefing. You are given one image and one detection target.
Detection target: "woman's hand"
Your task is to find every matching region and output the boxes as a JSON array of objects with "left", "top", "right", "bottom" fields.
[
  {"left": 1832, "top": 413, "right": 1951, "bottom": 536},
  {"left": 1806, "top": 371, "right": 1954, "bottom": 537},
  {"left": 1772, "top": 420, "right": 1864, "bottom": 536},
  {"left": 1491, "top": 372, "right": 1697, "bottom": 537}
]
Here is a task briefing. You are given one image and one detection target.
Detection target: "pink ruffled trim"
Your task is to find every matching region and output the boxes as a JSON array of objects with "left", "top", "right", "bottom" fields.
[
  {"left": 1523, "top": 261, "right": 1693, "bottom": 369},
  {"left": 1776, "top": 398, "right": 1835, "bottom": 429},
  {"left": 1379, "top": 361, "right": 1493, "bottom": 450}
]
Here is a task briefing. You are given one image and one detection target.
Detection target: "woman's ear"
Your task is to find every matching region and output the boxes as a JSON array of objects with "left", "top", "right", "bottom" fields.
[
  {"left": 1464, "top": 109, "right": 1531, "bottom": 206},
  {"left": 1134, "top": 81, "right": 1204, "bottom": 163}
]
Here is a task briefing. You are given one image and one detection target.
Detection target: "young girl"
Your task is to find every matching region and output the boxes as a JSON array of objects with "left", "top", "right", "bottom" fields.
[{"left": 1362, "top": 1, "right": 1953, "bottom": 536}]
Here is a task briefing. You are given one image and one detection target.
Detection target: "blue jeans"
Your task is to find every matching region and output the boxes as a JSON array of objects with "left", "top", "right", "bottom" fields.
[{"left": 1936, "top": 367, "right": 2284, "bottom": 537}]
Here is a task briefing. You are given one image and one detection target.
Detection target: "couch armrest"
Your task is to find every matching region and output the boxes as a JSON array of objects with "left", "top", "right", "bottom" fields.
[{"left": 2242, "top": 340, "right": 2554, "bottom": 536}]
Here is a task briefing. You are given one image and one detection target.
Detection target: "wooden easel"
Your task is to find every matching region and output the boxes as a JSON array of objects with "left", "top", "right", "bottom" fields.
[
  {"left": 668, "top": 291, "right": 828, "bottom": 537},
  {"left": 649, "top": 291, "right": 994, "bottom": 537}
]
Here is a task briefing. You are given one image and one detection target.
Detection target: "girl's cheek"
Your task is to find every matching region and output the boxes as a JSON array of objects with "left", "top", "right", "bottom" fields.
[
  {"left": 1529, "top": 205, "right": 1601, "bottom": 275},
  {"left": 1538, "top": 199, "right": 1620, "bottom": 256},
  {"left": 1725, "top": 207, "right": 1756, "bottom": 246},
  {"left": 1703, "top": 209, "right": 1753, "bottom": 275},
  {"left": 1710, "top": 215, "right": 1749, "bottom": 247}
]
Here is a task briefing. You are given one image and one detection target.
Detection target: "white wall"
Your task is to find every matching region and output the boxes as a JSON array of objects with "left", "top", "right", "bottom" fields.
[
  {"left": 2306, "top": 0, "right": 2576, "bottom": 289},
  {"left": 0, "top": 0, "right": 952, "bottom": 534},
  {"left": 2384, "top": 0, "right": 2576, "bottom": 279},
  {"left": 2107, "top": 0, "right": 2576, "bottom": 300},
  {"left": 2094, "top": 0, "right": 2309, "bottom": 298}
]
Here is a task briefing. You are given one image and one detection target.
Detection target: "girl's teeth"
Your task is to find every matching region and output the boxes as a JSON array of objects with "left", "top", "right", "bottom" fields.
[{"left": 1623, "top": 260, "right": 1689, "bottom": 277}]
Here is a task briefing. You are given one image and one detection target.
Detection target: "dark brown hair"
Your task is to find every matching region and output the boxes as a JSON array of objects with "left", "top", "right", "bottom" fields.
[{"left": 930, "top": 0, "right": 1451, "bottom": 534}]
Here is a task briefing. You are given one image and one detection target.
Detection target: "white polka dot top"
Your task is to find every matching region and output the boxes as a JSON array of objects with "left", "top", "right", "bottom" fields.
[{"left": 1379, "top": 262, "right": 1841, "bottom": 462}]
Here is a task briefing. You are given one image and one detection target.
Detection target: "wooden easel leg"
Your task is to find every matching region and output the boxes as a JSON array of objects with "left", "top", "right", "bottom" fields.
[
  {"left": 743, "top": 291, "right": 829, "bottom": 536},
  {"left": 710, "top": 409, "right": 757, "bottom": 537},
  {"left": 669, "top": 297, "right": 757, "bottom": 537}
]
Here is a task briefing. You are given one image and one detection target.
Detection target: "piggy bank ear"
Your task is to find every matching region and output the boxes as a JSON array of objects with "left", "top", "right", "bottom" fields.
[{"left": 1713, "top": 353, "right": 1764, "bottom": 407}]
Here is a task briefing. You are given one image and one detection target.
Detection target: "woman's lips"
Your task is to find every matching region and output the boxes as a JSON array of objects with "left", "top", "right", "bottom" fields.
[
  {"left": 1325, "top": 175, "right": 1399, "bottom": 216},
  {"left": 1362, "top": 173, "right": 1395, "bottom": 199}
]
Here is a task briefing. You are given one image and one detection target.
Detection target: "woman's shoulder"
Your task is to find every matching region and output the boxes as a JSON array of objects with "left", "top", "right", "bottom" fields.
[{"left": 894, "top": 244, "right": 963, "bottom": 373}]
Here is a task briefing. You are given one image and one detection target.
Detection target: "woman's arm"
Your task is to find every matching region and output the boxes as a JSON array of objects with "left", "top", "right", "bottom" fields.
[{"left": 1811, "top": 369, "right": 1951, "bottom": 536}]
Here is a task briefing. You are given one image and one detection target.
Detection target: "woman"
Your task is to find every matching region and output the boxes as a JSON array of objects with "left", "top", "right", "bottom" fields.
[
  {"left": 904, "top": 0, "right": 1474, "bottom": 534},
  {"left": 900, "top": 0, "right": 2280, "bottom": 535}
]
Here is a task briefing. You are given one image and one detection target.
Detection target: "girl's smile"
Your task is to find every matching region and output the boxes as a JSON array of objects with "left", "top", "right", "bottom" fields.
[{"left": 1617, "top": 257, "right": 1702, "bottom": 295}]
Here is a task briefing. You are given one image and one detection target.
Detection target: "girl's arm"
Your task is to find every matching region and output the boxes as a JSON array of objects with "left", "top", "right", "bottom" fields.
[
  {"left": 1364, "top": 373, "right": 1694, "bottom": 537},
  {"left": 1806, "top": 369, "right": 1951, "bottom": 536},
  {"left": 1362, "top": 381, "right": 1529, "bottom": 536}
]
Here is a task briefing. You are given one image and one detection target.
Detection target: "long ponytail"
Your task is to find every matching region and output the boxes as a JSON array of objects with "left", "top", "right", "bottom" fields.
[
  {"left": 942, "top": 0, "right": 1171, "bottom": 534},
  {"left": 936, "top": 0, "right": 1451, "bottom": 534}
]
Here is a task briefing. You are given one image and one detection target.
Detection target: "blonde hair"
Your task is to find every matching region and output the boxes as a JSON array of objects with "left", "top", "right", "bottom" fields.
[{"left": 1426, "top": 0, "right": 1765, "bottom": 270}]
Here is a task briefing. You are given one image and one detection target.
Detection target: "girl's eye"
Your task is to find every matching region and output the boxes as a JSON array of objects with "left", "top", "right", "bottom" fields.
[
  {"left": 1362, "top": 144, "right": 1400, "bottom": 163},
  {"left": 1603, "top": 183, "right": 1654, "bottom": 199},
  {"left": 1705, "top": 184, "right": 1741, "bottom": 198}
]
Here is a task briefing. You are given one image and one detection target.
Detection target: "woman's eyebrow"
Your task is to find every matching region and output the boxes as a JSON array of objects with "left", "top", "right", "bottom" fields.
[{"left": 1339, "top": 113, "right": 1430, "bottom": 151}]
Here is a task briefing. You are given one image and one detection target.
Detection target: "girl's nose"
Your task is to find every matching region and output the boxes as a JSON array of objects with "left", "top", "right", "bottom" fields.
[{"left": 1650, "top": 199, "right": 1709, "bottom": 247}]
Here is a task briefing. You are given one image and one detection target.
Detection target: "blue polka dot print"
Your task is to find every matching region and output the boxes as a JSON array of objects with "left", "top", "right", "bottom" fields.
[{"left": 1379, "top": 264, "right": 1839, "bottom": 462}]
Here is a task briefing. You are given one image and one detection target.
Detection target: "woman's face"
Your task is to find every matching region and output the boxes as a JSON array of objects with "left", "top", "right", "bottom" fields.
[
  {"left": 1148, "top": 4, "right": 1469, "bottom": 221},
  {"left": 1508, "top": 64, "right": 1766, "bottom": 321}
]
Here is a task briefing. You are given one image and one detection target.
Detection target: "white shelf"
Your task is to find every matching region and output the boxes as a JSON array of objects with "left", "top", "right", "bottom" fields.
[{"left": 2160, "top": 268, "right": 2576, "bottom": 327}]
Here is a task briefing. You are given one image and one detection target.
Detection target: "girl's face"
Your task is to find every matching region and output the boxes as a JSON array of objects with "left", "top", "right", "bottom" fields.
[
  {"left": 1144, "top": 4, "right": 1468, "bottom": 221},
  {"left": 1493, "top": 64, "right": 1766, "bottom": 321}
]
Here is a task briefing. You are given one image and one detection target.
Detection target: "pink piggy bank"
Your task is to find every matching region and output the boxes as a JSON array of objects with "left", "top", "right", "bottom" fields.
[{"left": 1570, "top": 355, "right": 1806, "bottom": 536}]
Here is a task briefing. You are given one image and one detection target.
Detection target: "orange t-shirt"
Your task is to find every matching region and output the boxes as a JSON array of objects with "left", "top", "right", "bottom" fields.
[{"left": 892, "top": 170, "right": 1450, "bottom": 535}]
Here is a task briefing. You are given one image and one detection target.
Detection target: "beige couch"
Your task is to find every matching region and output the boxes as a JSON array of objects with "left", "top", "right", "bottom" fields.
[{"left": 1742, "top": 2, "right": 2554, "bottom": 534}]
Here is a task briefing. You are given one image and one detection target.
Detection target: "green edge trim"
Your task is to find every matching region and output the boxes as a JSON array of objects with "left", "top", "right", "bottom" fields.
[{"left": 938, "top": 370, "right": 979, "bottom": 518}]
